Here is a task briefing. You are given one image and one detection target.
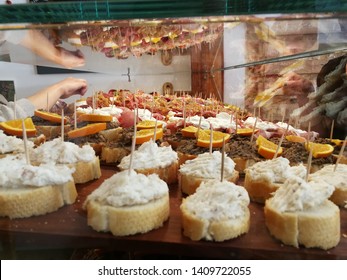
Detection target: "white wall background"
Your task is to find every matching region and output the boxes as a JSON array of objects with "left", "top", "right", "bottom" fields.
[{"left": 1, "top": 40, "right": 191, "bottom": 104}]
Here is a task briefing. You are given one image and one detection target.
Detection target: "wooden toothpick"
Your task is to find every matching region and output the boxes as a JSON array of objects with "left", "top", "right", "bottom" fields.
[
  {"left": 61, "top": 110, "right": 64, "bottom": 143},
  {"left": 250, "top": 117, "right": 258, "bottom": 143},
  {"left": 209, "top": 123, "right": 213, "bottom": 155},
  {"left": 74, "top": 100, "right": 77, "bottom": 130},
  {"left": 13, "top": 94, "right": 16, "bottom": 120},
  {"left": 221, "top": 136, "right": 225, "bottom": 182},
  {"left": 274, "top": 122, "right": 290, "bottom": 159},
  {"left": 329, "top": 119, "right": 335, "bottom": 142},
  {"left": 305, "top": 148, "right": 313, "bottom": 182},
  {"left": 153, "top": 119, "right": 158, "bottom": 142},
  {"left": 128, "top": 111, "right": 137, "bottom": 175},
  {"left": 21, "top": 119, "right": 31, "bottom": 165},
  {"left": 334, "top": 135, "right": 347, "bottom": 172}
]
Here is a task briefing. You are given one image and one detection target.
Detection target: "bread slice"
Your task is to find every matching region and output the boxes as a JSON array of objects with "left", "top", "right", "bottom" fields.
[
  {"left": 244, "top": 171, "right": 281, "bottom": 203},
  {"left": 329, "top": 188, "right": 347, "bottom": 207},
  {"left": 0, "top": 180, "right": 77, "bottom": 219},
  {"left": 100, "top": 146, "right": 130, "bottom": 164},
  {"left": 179, "top": 170, "right": 239, "bottom": 195},
  {"left": 86, "top": 193, "right": 170, "bottom": 236},
  {"left": 264, "top": 198, "right": 340, "bottom": 249},
  {"left": 128, "top": 161, "right": 178, "bottom": 185},
  {"left": 232, "top": 157, "right": 257, "bottom": 174},
  {"left": 66, "top": 157, "right": 101, "bottom": 184},
  {"left": 308, "top": 164, "right": 347, "bottom": 207},
  {"left": 181, "top": 202, "right": 250, "bottom": 242},
  {"left": 36, "top": 124, "right": 71, "bottom": 140},
  {"left": 177, "top": 151, "right": 197, "bottom": 167},
  {"left": 180, "top": 181, "right": 250, "bottom": 242},
  {"left": 99, "top": 127, "right": 123, "bottom": 142}
]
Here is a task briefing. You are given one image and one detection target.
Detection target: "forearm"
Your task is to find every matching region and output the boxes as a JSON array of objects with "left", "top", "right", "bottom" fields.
[
  {"left": 26, "top": 83, "right": 63, "bottom": 110},
  {"left": 19, "top": 30, "right": 62, "bottom": 66}
]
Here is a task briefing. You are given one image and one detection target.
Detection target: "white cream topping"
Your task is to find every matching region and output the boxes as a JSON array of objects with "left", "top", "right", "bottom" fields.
[
  {"left": 85, "top": 169, "right": 168, "bottom": 207},
  {"left": 31, "top": 138, "right": 96, "bottom": 164},
  {"left": 136, "top": 108, "right": 166, "bottom": 127},
  {"left": 244, "top": 117, "right": 278, "bottom": 131},
  {"left": 77, "top": 106, "right": 122, "bottom": 118},
  {"left": 0, "top": 155, "right": 74, "bottom": 188},
  {"left": 271, "top": 176, "right": 334, "bottom": 212},
  {"left": 185, "top": 115, "right": 210, "bottom": 129},
  {"left": 310, "top": 164, "right": 347, "bottom": 191},
  {"left": 246, "top": 157, "right": 306, "bottom": 184},
  {"left": 207, "top": 112, "right": 236, "bottom": 130},
  {"left": 118, "top": 140, "right": 177, "bottom": 170},
  {"left": 183, "top": 180, "right": 250, "bottom": 221},
  {"left": 179, "top": 151, "right": 236, "bottom": 179},
  {"left": 0, "top": 130, "right": 34, "bottom": 154}
]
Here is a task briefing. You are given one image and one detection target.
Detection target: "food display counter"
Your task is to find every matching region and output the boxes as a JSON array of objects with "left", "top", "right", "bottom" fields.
[{"left": 1, "top": 1, "right": 347, "bottom": 260}]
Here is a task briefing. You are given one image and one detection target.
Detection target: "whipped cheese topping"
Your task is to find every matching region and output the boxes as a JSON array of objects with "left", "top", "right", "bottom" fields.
[
  {"left": 207, "top": 112, "right": 236, "bottom": 130},
  {"left": 0, "top": 130, "right": 33, "bottom": 154},
  {"left": 271, "top": 176, "right": 334, "bottom": 212},
  {"left": 85, "top": 169, "right": 168, "bottom": 207},
  {"left": 169, "top": 112, "right": 238, "bottom": 130},
  {"left": 185, "top": 115, "right": 210, "bottom": 129},
  {"left": 310, "top": 164, "right": 347, "bottom": 191},
  {"left": 0, "top": 155, "right": 74, "bottom": 188},
  {"left": 244, "top": 117, "right": 278, "bottom": 131},
  {"left": 179, "top": 151, "right": 235, "bottom": 179},
  {"left": 77, "top": 106, "right": 122, "bottom": 118},
  {"left": 31, "top": 138, "right": 96, "bottom": 164},
  {"left": 118, "top": 140, "right": 177, "bottom": 170},
  {"left": 246, "top": 157, "right": 306, "bottom": 184},
  {"left": 183, "top": 180, "right": 250, "bottom": 221}
]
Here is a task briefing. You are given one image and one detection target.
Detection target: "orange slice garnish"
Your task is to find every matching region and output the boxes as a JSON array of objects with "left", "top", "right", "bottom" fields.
[
  {"left": 256, "top": 135, "right": 268, "bottom": 146},
  {"left": 285, "top": 135, "right": 306, "bottom": 143},
  {"left": 67, "top": 123, "right": 106, "bottom": 139},
  {"left": 181, "top": 126, "right": 198, "bottom": 138},
  {"left": 0, "top": 118, "right": 36, "bottom": 137},
  {"left": 79, "top": 113, "right": 112, "bottom": 122},
  {"left": 330, "top": 139, "right": 346, "bottom": 147},
  {"left": 305, "top": 142, "right": 334, "bottom": 158},
  {"left": 136, "top": 120, "right": 163, "bottom": 130},
  {"left": 236, "top": 127, "right": 259, "bottom": 136},
  {"left": 136, "top": 128, "right": 163, "bottom": 145},
  {"left": 256, "top": 136, "right": 283, "bottom": 159},
  {"left": 196, "top": 130, "right": 230, "bottom": 148},
  {"left": 34, "top": 110, "right": 67, "bottom": 124}
]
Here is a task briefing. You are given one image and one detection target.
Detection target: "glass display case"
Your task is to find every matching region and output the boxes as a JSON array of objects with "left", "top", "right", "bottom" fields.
[{"left": 0, "top": 1, "right": 347, "bottom": 260}]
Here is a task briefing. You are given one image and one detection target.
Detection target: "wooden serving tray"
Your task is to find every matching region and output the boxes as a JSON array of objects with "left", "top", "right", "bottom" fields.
[{"left": 0, "top": 166, "right": 346, "bottom": 259}]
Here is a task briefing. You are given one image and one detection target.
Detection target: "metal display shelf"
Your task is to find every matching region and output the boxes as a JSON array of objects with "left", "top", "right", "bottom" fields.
[{"left": 0, "top": 0, "right": 347, "bottom": 25}]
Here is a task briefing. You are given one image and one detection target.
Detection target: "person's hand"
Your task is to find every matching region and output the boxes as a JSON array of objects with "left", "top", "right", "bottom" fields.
[
  {"left": 56, "top": 47, "right": 85, "bottom": 68},
  {"left": 56, "top": 77, "right": 88, "bottom": 99}
]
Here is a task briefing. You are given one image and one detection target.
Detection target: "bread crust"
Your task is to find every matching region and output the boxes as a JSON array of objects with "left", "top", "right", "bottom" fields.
[
  {"left": 179, "top": 170, "right": 239, "bottom": 195},
  {"left": 101, "top": 146, "right": 130, "bottom": 164},
  {"left": 264, "top": 198, "right": 340, "bottom": 249},
  {"left": 177, "top": 152, "right": 197, "bottom": 167},
  {"left": 86, "top": 193, "right": 170, "bottom": 236},
  {"left": 329, "top": 187, "right": 347, "bottom": 207},
  {"left": 180, "top": 200, "right": 250, "bottom": 242},
  {"left": 231, "top": 157, "right": 257, "bottom": 174},
  {"left": 0, "top": 180, "right": 77, "bottom": 219},
  {"left": 36, "top": 125, "right": 71, "bottom": 140},
  {"left": 244, "top": 170, "right": 281, "bottom": 203},
  {"left": 67, "top": 156, "right": 101, "bottom": 184},
  {"left": 119, "top": 161, "right": 178, "bottom": 185}
]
